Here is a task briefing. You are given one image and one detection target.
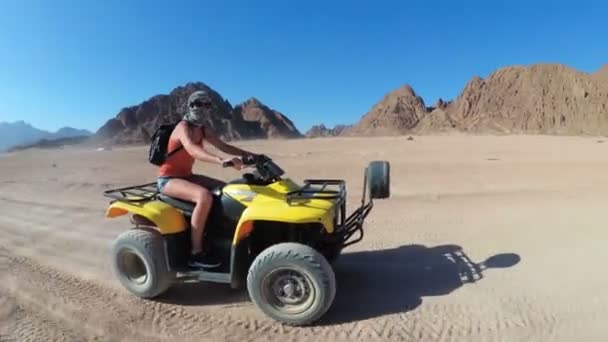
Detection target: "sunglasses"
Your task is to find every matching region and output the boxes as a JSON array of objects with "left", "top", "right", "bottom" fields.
[{"left": 190, "top": 100, "right": 212, "bottom": 108}]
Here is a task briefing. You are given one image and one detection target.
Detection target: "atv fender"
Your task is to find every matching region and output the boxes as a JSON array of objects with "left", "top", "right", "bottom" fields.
[
  {"left": 231, "top": 203, "right": 335, "bottom": 245},
  {"left": 106, "top": 200, "right": 187, "bottom": 234}
]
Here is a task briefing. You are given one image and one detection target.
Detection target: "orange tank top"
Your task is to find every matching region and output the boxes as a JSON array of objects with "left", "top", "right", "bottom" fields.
[{"left": 158, "top": 127, "right": 202, "bottom": 177}]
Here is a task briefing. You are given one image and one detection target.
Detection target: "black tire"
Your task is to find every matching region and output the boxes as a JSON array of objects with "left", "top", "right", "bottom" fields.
[
  {"left": 111, "top": 228, "right": 173, "bottom": 298},
  {"left": 368, "top": 160, "right": 390, "bottom": 199},
  {"left": 320, "top": 243, "right": 342, "bottom": 266},
  {"left": 247, "top": 243, "right": 336, "bottom": 326}
]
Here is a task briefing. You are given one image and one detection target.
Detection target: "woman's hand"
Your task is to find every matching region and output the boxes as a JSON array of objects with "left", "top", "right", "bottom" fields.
[{"left": 222, "top": 157, "right": 244, "bottom": 170}]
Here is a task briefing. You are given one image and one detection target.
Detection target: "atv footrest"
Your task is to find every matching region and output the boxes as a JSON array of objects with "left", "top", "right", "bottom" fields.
[{"left": 176, "top": 269, "right": 231, "bottom": 284}]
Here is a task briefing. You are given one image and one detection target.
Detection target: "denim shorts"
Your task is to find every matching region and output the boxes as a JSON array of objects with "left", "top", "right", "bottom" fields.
[
  {"left": 157, "top": 175, "right": 197, "bottom": 192},
  {"left": 157, "top": 176, "right": 172, "bottom": 192}
]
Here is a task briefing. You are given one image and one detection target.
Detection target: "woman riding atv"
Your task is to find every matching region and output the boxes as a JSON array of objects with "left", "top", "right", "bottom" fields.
[{"left": 157, "top": 90, "right": 258, "bottom": 270}]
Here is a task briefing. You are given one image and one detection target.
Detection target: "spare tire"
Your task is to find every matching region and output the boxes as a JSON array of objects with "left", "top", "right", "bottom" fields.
[{"left": 367, "top": 161, "right": 390, "bottom": 199}]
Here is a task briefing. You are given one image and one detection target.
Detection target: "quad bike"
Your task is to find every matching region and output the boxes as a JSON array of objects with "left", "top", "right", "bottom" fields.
[{"left": 103, "top": 154, "right": 390, "bottom": 326}]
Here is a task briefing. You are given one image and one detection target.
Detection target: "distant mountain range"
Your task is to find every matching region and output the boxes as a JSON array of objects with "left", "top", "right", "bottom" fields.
[
  {"left": 308, "top": 63, "right": 608, "bottom": 137},
  {"left": 5, "top": 62, "right": 608, "bottom": 153},
  {"left": 0, "top": 121, "right": 92, "bottom": 151}
]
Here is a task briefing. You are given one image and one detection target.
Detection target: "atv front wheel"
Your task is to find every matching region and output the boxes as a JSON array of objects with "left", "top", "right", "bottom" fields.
[
  {"left": 111, "top": 228, "right": 173, "bottom": 298},
  {"left": 320, "top": 243, "right": 342, "bottom": 265},
  {"left": 247, "top": 243, "right": 336, "bottom": 326}
]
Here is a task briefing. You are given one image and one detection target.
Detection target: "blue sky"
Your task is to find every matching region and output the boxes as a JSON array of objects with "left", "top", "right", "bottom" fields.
[{"left": 0, "top": 0, "right": 607, "bottom": 133}]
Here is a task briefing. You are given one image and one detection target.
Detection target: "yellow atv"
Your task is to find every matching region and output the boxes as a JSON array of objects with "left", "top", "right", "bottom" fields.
[{"left": 103, "top": 154, "right": 390, "bottom": 326}]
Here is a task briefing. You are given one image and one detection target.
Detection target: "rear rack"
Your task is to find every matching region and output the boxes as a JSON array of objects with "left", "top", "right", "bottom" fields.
[{"left": 103, "top": 182, "right": 159, "bottom": 202}]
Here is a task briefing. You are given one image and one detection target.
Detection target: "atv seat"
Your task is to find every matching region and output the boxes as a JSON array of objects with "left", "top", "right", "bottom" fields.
[
  {"left": 158, "top": 187, "right": 222, "bottom": 213},
  {"left": 159, "top": 194, "right": 195, "bottom": 213}
]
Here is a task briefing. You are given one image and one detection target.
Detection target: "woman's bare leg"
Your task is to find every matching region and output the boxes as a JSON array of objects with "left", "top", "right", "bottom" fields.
[{"left": 161, "top": 178, "right": 212, "bottom": 254}]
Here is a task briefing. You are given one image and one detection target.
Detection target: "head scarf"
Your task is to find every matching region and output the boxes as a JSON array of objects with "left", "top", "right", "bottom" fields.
[{"left": 183, "top": 90, "right": 213, "bottom": 126}]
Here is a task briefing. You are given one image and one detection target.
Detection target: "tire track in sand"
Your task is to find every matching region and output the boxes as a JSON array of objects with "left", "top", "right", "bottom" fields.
[
  {"left": 0, "top": 247, "right": 325, "bottom": 342},
  {"left": 0, "top": 249, "right": 209, "bottom": 341},
  {"left": 0, "top": 189, "right": 582, "bottom": 342}
]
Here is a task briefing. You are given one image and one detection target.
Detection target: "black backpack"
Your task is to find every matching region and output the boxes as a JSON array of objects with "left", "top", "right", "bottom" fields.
[{"left": 148, "top": 122, "right": 184, "bottom": 166}]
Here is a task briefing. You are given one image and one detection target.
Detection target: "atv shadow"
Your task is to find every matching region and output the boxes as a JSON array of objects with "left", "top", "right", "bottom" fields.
[
  {"left": 155, "top": 281, "right": 250, "bottom": 307},
  {"left": 321, "top": 244, "right": 520, "bottom": 325},
  {"left": 152, "top": 243, "right": 520, "bottom": 321}
]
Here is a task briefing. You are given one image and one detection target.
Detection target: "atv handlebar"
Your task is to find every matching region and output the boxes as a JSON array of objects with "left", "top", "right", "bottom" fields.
[
  {"left": 222, "top": 154, "right": 263, "bottom": 168},
  {"left": 222, "top": 154, "right": 284, "bottom": 182},
  {"left": 222, "top": 160, "right": 235, "bottom": 168}
]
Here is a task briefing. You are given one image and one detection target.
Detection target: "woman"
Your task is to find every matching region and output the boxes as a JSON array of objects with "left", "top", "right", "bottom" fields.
[{"left": 157, "top": 90, "right": 257, "bottom": 269}]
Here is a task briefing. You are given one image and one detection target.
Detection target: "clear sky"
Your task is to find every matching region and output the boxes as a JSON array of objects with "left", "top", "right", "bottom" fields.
[{"left": 1, "top": 0, "right": 607, "bottom": 133}]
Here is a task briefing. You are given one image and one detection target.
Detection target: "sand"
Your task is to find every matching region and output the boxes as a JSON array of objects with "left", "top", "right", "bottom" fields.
[{"left": 1, "top": 135, "right": 608, "bottom": 341}]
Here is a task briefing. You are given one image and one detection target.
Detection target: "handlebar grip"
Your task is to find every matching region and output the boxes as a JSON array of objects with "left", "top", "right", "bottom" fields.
[{"left": 243, "top": 154, "right": 257, "bottom": 165}]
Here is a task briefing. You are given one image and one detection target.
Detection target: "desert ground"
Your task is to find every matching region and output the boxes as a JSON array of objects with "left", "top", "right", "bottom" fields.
[{"left": 1, "top": 135, "right": 608, "bottom": 341}]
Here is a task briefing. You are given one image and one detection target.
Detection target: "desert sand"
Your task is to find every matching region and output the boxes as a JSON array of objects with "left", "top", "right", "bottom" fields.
[{"left": 1, "top": 135, "right": 608, "bottom": 341}]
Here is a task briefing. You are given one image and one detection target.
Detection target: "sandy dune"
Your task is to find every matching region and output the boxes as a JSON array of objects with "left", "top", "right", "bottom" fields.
[{"left": 2, "top": 135, "right": 608, "bottom": 341}]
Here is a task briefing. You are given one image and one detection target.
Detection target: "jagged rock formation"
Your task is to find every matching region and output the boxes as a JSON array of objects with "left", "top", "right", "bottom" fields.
[{"left": 95, "top": 82, "right": 301, "bottom": 144}]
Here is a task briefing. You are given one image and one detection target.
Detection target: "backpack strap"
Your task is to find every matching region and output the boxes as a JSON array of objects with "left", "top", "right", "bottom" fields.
[
  {"left": 166, "top": 144, "right": 184, "bottom": 158},
  {"left": 165, "top": 122, "right": 205, "bottom": 159}
]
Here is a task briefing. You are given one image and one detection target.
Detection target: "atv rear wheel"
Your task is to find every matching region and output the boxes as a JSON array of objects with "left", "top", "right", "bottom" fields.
[
  {"left": 247, "top": 242, "right": 336, "bottom": 326},
  {"left": 111, "top": 228, "right": 173, "bottom": 298},
  {"left": 367, "top": 160, "right": 390, "bottom": 199}
]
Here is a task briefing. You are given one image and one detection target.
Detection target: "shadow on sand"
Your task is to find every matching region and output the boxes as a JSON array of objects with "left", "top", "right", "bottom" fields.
[
  {"left": 322, "top": 244, "right": 520, "bottom": 324},
  {"left": 154, "top": 244, "right": 520, "bottom": 324}
]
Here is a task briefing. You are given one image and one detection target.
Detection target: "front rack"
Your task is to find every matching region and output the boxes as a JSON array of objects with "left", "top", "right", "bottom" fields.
[
  {"left": 286, "top": 179, "right": 346, "bottom": 203},
  {"left": 286, "top": 179, "right": 347, "bottom": 225},
  {"left": 336, "top": 198, "right": 373, "bottom": 248},
  {"left": 286, "top": 175, "right": 375, "bottom": 248},
  {"left": 103, "top": 182, "right": 159, "bottom": 202},
  {"left": 324, "top": 167, "right": 374, "bottom": 248}
]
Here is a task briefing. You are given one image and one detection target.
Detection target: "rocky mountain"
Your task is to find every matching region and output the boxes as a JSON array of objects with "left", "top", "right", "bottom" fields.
[
  {"left": 444, "top": 64, "right": 608, "bottom": 135},
  {"left": 232, "top": 98, "right": 302, "bottom": 138},
  {"left": 95, "top": 82, "right": 301, "bottom": 144},
  {"left": 8, "top": 135, "right": 91, "bottom": 152},
  {"left": 0, "top": 121, "right": 92, "bottom": 151},
  {"left": 0, "top": 121, "right": 48, "bottom": 151},
  {"left": 593, "top": 64, "right": 608, "bottom": 81},
  {"left": 341, "top": 85, "right": 428, "bottom": 136},
  {"left": 305, "top": 124, "right": 350, "bottom": 138},
  {"left": 54, "top": 127, "right": 92, "bottom": 138},
  {"left": 412, "top": 108, "right": 458, "bottom": 133},
  {"left": 336, "top": 63, "right": 608, "bottom": 137}
]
